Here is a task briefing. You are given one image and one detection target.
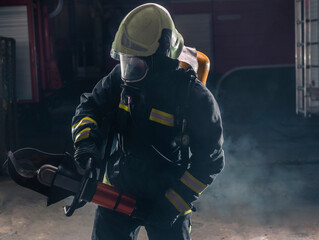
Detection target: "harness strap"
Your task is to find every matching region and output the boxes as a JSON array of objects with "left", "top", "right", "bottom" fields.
[
  {"left": 113, "top": 189, "right": 123, "bottom": 211},
  {"left": 179, "top": 72, "right": 196, "bottom": 166}
]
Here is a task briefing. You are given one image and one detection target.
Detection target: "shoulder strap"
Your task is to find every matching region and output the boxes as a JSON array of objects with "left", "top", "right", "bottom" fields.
[
  {"left": 175, "top": 67, "right": 197, "bottom": 166},
  {"left": 100, "top": 128, "right": 115, "bottom": 182},
  {"left": 100, "top": 94, "right": 121, "bottom": 182}
]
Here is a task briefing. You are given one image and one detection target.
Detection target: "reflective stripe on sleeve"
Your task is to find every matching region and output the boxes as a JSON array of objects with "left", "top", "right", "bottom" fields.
[
  {"left": 74, "top": 127, "right": 91, "bottom": 144},
  {"left": 180, "top": 171, "right": 208, "bottom": 195},
  {"left": 119, "top": 103, "right": 130, "bottom": 112},
  {"left": 102, "top": 173, "right": 113, "bottom": 186},
  {"left": 165, "top": 188, "right": 191, "bottom": 214},
  {"left": 72, "top": 117, "right": 97, "bottom": 134},
  {"left": 149, "top": 108, "right": 174, "bottom": 127}
]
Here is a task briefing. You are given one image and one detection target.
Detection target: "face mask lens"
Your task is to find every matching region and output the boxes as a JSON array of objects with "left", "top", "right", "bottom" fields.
[{"left": 120, "top": 54, "right": 148, "bottom": 82}]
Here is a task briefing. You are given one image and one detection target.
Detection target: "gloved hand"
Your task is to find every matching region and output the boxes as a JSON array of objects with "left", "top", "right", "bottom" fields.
[
  {"left": 145, "top": 196, "right": 181, "bottom": 229},
  {"left": 74, "top": 140, "right": 101, "bottom": 169}
]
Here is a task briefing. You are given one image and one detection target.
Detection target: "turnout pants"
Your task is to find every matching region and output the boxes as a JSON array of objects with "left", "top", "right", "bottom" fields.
[{"left": 92, "top": 206, "right": 192, "bottom": 240}]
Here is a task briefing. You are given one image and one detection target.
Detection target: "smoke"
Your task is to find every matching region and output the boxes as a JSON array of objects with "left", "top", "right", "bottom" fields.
[
  {"left": 198, "top": 67, "right": 319, "bottom": 233},
  {"left": 195, "top": 132, "right": 319, "bottom": 226}
]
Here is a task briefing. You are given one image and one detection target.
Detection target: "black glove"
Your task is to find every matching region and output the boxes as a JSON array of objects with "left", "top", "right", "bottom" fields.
[
  {"left": 145, "top": 196, "right": 181, "bottom": 229},
  {"left": 74, "top": 140, "right": 101, "bottom": 169}
]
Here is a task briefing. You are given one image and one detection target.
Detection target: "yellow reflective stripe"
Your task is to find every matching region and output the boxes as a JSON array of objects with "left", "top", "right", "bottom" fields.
[
  {"left": 72, "top": 117, "right": 97, "bottom": 134},
  {"left": 165, "top": 188, "right": 191, "bottom": 214},
  {"left": 180, "top": 171, "right": 208, "bottom": 195},
  {"left": 119, "top": 103, "right": 130, "bottom": 112},
  {"left": 74, "top": 127, "right": 91, "bottom": 143},
  {"left": 151, "top": 108, "right": 174, "bottom": 118},
  {"left": 179, "top": 209, "right": 192, "bottom": 216},
  {"left": 102, "top": 173, "right": 113, "bottom": 186},
  {"left": 149, "top": 108, "right": 174, "bottom": 127}
]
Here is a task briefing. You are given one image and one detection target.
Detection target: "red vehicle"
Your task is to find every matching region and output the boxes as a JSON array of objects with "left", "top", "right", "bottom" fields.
[{"left": 0, "top": 0, "right": 62, "bottom": 103}]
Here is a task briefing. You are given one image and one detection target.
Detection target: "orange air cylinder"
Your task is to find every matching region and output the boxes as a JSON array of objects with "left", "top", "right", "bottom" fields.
[
  {"left": 180, "top": 50, "right": 210, "bottom": 85},
  {"left": 91, "top": 182, "right": 136, "bottom": 216},
  {"left": 196, "top": 51, "right": 210, "bottom": 85}
]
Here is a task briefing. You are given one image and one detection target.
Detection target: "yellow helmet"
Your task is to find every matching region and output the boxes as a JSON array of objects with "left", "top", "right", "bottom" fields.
[{"left": 111, "top": 3, "right": 184, "bottom": 60}]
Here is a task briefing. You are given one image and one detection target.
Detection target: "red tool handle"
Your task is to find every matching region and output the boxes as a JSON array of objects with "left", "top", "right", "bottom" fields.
[{"left": 91, "top": 182, "right": 136, "bottom": 216}]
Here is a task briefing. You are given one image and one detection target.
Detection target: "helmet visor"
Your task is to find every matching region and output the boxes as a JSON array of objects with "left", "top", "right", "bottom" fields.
[{"left": 120, "top": 54, "right": 148, "bottom": 82}]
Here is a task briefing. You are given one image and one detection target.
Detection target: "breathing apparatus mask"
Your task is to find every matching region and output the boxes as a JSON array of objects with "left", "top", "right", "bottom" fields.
[
  {"left": 119, "top": 54, "right": 149, "bottom": 83},
  {"left": 110, "top": 51, "right": 150, "bottom": 108}
]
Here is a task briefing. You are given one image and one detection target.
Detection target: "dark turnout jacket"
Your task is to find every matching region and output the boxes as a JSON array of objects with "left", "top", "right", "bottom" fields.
[{"left": 72, "top": 56, "right": 225, "bottom": 216}]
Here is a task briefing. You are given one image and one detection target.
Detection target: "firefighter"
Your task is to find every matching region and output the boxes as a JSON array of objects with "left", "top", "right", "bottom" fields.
[{"left": 71, "top": 3, "right": 225, "bottom": 240}]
